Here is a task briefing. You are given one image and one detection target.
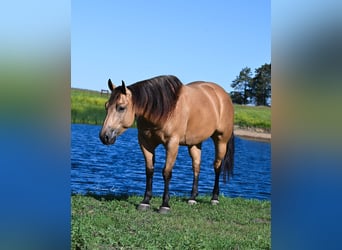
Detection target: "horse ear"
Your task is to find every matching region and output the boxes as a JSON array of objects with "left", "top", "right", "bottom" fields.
[
  {"left": 108, "top": 79, "right": 115, "bottom": 91},
  {"left": 121, "top": 80, "right": 127, "bottom": 95}
]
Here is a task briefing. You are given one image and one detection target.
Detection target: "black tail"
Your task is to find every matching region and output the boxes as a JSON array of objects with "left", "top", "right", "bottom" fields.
[{"left": 222, "top": 132, "right": 235, "bottom": 183}]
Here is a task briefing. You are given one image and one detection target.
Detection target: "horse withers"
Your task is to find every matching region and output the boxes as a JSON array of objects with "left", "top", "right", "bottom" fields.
[{"left": 99, "top": 75, "right": 234, "bottom": 213}]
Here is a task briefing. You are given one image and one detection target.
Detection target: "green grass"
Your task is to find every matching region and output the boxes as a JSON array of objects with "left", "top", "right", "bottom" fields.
[
  {"left": 71, "top": 88, "right": 271, "bottom": 130},
  {"left": 71, "top": 88, "right": 108, "bottom": 125},
  {"left": 72, "top": 195, "right": 271, "bottom": 249},
  {"left": 234, "top": 105, "right": 271, "bottom": 130}
]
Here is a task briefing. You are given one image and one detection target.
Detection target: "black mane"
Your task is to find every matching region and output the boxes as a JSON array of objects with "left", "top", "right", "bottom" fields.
[{"left": 128, "top": 75, "right": 183, "bottom": 124}]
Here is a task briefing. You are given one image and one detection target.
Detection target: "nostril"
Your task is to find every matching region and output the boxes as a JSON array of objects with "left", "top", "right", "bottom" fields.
[
  {"left": 99, "top": 129, "right": 116, "bottom": 145},
  {"left": 99, "top": 131, "right": 109, "bottom": 144}
]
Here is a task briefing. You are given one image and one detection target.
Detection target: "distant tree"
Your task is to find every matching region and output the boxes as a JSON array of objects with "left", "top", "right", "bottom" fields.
[
  {"left": 229, "top": 91, "right": 244, "bottom": 104},
  {"left": 252, "top": 63, "right": 271, "bottom": 106},
  {"left": 230, "top": 67, "right": 252, "bottom": 105}
]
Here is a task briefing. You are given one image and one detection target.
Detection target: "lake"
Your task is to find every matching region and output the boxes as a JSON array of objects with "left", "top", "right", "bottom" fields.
[{"left": 71, "top": 124, "right": 271, "bottom": 200}]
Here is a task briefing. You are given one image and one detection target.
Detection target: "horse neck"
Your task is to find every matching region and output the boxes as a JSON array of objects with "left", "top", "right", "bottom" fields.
[
  {"left": 132, "top": 101, "right": 154, "bottom": 124},
  {"left": 127, "top": 91, "right": 146, "bottom": 123},
  {"left": 131, "top": 96, "right": 163, "bottom": 127},
  {"left": 128, "top": 82, "right": 175, "bottom": 126}
]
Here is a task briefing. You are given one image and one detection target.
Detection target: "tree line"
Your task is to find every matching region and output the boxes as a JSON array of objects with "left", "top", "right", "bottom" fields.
[{"left": 230, "top": 63, "right": 271, "bottom": 106}]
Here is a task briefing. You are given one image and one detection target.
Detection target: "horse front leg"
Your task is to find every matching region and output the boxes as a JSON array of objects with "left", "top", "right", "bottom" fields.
[
  {"left": 188, "top": 143, "right": 202, "bottom": 204},
  {"left": 137, "top": 140, "right": 156, "bottom": 211},
  {"left": 159, "top": 138, "right": 179, "bottom": 214}
]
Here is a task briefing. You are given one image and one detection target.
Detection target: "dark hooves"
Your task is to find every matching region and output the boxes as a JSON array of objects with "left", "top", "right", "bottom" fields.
[
  {"left": 158, "top": 206, "right": 171, "bottom": 214},
  {"left": 137, "top": 203, "right": 151, "bottom": 211}
]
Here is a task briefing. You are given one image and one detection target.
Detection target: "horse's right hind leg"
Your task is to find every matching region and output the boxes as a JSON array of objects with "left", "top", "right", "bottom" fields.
[
  {"left": 211, "top": 139, "right": 228, "bottom": 205},
  {"left": 188, "top": 144, "right": 202, "bottom": 204}
]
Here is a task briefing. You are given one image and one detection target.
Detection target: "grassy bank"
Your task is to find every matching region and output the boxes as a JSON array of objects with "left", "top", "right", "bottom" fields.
[
  {"left": 71, "top": 88, "right": 108, "bottom": 125},
  {"left": 72, "top": 195, "right": 271, "bottom": 249},
  {"left": 71, "top": 88, "right": 271, "bottom": 129},
  {"left": 234, "top": 105, "right": 271, "bottom": 131}
]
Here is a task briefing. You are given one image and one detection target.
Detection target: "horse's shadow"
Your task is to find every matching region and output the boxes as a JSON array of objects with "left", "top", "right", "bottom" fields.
[
  {"left": 79, "top": 193, "right": 157, "bottom": 212},
  {"left": 80, "top": 193, "right": 148, "bottom": 210},
  {"left": 83, "top": 192, "right": 130, "bottom": 202}
]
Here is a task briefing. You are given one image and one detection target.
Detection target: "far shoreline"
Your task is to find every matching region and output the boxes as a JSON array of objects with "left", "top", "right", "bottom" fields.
[{"left": 234, "top": 126, "right": 271, "bottom": 142}]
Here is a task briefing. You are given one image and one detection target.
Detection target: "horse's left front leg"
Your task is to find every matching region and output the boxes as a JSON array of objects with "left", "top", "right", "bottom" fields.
[
  {"left": 159, "top": 138, "right": 179, "bottom": 214},
  {"left": 137, "top": 138, "right": 157, "bottom": 211}
]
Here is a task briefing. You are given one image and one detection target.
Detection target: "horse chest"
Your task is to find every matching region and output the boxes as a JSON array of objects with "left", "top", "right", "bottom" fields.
[{"left": 139, "top": 127, "right": 167, "bottom": 142}]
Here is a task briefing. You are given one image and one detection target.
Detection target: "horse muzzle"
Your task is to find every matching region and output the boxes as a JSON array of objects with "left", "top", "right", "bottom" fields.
[{"left": 99, "top": 129, "right": 117, "bottom": 145}]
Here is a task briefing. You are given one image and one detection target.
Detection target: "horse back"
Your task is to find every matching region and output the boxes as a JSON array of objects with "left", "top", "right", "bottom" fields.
[{"left": 174, "top": 81, "right": 234, "bottom": 145}]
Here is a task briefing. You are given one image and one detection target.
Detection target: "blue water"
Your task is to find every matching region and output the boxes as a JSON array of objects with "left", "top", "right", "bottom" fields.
[{"left": 71, "top": 124, "right": 271, "bottom": 200}]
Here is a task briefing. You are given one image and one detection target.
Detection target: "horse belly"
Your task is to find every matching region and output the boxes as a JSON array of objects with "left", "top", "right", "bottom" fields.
[
  {"left": 182, "top": 113, "right": 216, "bottom": 145},
  {"left": 178, "top": 99, "right": 217, "bottom": 145}
]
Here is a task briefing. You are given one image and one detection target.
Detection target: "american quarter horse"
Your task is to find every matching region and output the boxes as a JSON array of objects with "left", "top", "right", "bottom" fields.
[{"left": 99, "top": 75, "right": 234, "bottom": 213}]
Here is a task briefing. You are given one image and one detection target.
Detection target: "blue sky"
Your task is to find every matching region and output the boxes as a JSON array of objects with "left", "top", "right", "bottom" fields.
[{"left": 72, "top": 1, "right": 270, "bottom": 92}]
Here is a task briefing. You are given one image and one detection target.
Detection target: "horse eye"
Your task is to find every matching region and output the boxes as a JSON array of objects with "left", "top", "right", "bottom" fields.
[{"left": 117, "top": 105, "right": 126, "bottom": 112}]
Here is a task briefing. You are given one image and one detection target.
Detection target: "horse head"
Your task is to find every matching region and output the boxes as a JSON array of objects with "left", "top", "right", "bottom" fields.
[{"left": 99, "top": 79, "right": 135, "bottom": 145}]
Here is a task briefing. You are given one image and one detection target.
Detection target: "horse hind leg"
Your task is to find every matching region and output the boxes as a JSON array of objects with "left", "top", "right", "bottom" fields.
[
  {"left": 187, "top": 143, "right": 202, "bottom": 205},
  {"left": 211, "top": 138, "right": 228, "bottom": 205}
]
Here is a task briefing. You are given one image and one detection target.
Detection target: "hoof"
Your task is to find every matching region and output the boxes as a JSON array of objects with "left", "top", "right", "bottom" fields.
[
  {"left": 158, "top": 206, "right": 171, "bottom": 214},
  {"left": 137, "top": 203, "right": 150, "bottom": 211},
  {"left": 210, "top": 199, "right": 219, "bottom": 205},
  {"left": 188, "top": 199, "right": 197, "bottom": 205}
]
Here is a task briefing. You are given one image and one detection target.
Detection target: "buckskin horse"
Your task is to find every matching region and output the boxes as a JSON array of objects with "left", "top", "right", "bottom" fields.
[{"left": 99, "top": 75, "right": 234, "bottom": 213}]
